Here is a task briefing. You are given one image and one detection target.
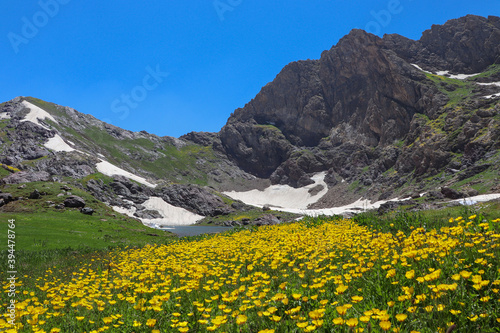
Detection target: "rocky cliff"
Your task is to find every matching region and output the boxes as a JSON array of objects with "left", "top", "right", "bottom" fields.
[{"left": 219, "top": 14, "right": 500, "bottom": 201}]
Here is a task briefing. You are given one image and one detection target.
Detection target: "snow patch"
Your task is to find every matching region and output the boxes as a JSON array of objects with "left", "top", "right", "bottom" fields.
[
  {"left": 44, "top": 134, "right": 75, "bottom": 152},
  {"left": 453, "top": 194, "right": 500, "bottom": 206},
  {"left": 112, "top": 205, "right": 137, "bottom": 216},
  {"left": 411, "top": 64, "right": 431, "bottom": 74},
  {"left": 96, "top": 160, "right": 156, "bottom": 188},
  {"left": 435, "top": 70, "right": 480, "bottom": 80},
  {"left": 0, "top": 112, "right": 11, "bottom": 120},
  {"left": 276, "top": 197, "right": 409, "bottom": 217},
  {"left": 140, "top": 197, "right": 204, "bottom": 226},
  {"left": 477, "top": 82, "right": 500, "bottom": 87},
  {"left": 483, "top": 93, "right": 500, "bottom": 99},
  {"left": 21, "top": 101, "right": 58, "bottom": 130},
  {"left": 224, "top": 172, "right": 328, "bottom": 210}
]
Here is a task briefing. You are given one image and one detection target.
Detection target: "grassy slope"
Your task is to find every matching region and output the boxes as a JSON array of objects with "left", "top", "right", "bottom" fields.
[
  {"left": 24, "top": 97, "right": 223, "bottom": 186},
  {"left": 0, "top": 181, "right": 175, "bottom": 252}
]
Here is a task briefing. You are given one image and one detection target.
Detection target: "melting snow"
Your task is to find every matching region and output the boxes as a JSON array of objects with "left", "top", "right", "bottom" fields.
[
  {"left": 411, "top": 65, "right": 481, "bottom": 80},
  {"left": 275, "top": 197, "right": 410, "bottom": 217},
  {"left": 141, "top": 197, "right": 204, "bottom": 226},
  {"left": 453, "top": 194, "right": 500, "bottom": 206},
  {"left": 96, "top": 160, "right": 156, "bottom": 188},
  {"left": 435, "top": 71, "right": 480, "bottom": 80},
  {"left": 477, "top": 82, "right": 500, "bottom": 87},
  {"left": 223, "top": 172, "right": 328, "bottom": 210},
  {"left": 0, "top": 112, "right": 11, "bottom": 120},
  {"left": 483, "top": 93, "right": 500, "bottom": 99},
  {"left": 411, "top": 64, "right": 431, "bottom": 74},
  {"left": 44, "top": 134, "right": 75, "bottom": 152},
  {"left": 21, "top": 101, "right": 58, "bottom": 130}
]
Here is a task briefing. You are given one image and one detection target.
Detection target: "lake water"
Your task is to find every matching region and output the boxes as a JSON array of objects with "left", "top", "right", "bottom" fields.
[{"left": 158, "top": 225, "right": 233, "bottom": 237}]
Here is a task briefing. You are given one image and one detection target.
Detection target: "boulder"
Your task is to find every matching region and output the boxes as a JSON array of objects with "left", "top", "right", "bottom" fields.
[
  {"left": 134, "top": 209, "right": 163, "bottom": 219},
  {"left": 0, "top": 193, "right": 13, "bottom": 203},
  {"left": 29, "top": 189, "right": 41, "bottom": 199},
  {"left": 157, "top": 184, "right": 233, "bottom": 217},
  {"left": 441, "top": 187, "right": 464, "bottom": 199},
  {"left": 80, "top": 207, "right": 94, "bottom": 215},
  {"left": 64, "top": 195, "right": 86, "bottom": 208}
]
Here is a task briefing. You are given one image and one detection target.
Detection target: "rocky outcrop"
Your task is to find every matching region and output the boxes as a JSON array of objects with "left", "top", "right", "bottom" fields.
[
  {"left": 220, "top": 14, "right": 500, "bottom": 196},
  {"left": 64, "top": 195, "right": 86, "bottom": 208},
  {"left": 157, "top": 184, "right": 233, "bottom": 217},
  {"left": 2, "top": 171, "right": 51, "bottom": 184},
  {"left": 220, "top": 28, "right": 446, "bottom": 184},
  {"left": 384, "top": 15, "right": 500, "bottom": 74}
]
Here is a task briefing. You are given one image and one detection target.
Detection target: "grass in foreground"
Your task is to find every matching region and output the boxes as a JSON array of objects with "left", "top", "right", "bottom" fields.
[{"left": 1, "top": 210, "right": 500, "bottom": 332}]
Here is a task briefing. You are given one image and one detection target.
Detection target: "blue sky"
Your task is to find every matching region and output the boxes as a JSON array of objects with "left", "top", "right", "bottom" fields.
[{"left": 1, "top": 1, "right": 498, "bottom": 138}]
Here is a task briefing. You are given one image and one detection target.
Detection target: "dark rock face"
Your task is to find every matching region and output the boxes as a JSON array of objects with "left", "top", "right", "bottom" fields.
[
  {"left": 219, "top": 14, "right": 500, "bottom": 194},
  {"left": 158, "top": 184, "right": 233, "bottom": 217},
  {"left": 385, "top": 15, "right": 500, "bottom": 74},
  {"left": 180, "top": 132, "right": 218, "bottom": 146},
  {"left": 64, "top": 195, "right": 86, "bottom": 208},
  {"left": 220, "top": 28, "right": 443, "bottom": 182}
]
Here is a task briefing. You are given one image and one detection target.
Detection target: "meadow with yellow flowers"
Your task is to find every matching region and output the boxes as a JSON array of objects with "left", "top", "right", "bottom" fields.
[{"left": 2, "top": 212, "right": 500, "bottom": 332}]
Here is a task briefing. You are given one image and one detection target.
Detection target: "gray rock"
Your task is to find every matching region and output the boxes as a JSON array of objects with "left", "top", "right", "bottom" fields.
[
  {"left": 2, "top": 171, "right": 50, "bottom": 184},
  {"left": 64, "top": 195, "right": 86, "bottom": 208},
  {"left": 157, "top": 184, "right": 232, "bottom": 217},
  {"left": 134, "top": 209, "right": 163, "bottom": 219},
  {"left": 80, "top": 207, "right": 94, "bottom": 215},
  {"left": 29, "top": 189, "right": 41, "bottom": 199},
  {"left": 441, "top": 187, "right": 464, "bottom": 199},
  {"left": 0, "top": 193, "right": 13, "bottom": 203}
]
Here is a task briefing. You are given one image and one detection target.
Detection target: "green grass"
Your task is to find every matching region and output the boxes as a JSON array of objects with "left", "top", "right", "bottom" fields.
[
  {"left": 452, "top": 168, "right": 500, "bottom": 193},
  {"left": 353, "top": 197, "right": 500, "bottom": 235},
  {"left": 468, "top": 64, "right": 500, "bottom": 80},
  {"left": 425, "top": 73, "right": 476, "bottom": 107},
  {"left": 0, "top": 181, "right": 175, "bottom": 251}
]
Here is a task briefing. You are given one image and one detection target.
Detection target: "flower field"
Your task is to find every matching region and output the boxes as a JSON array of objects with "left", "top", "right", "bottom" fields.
[{"left": 2, "top": 214, "right": 500, "bottom": 332}]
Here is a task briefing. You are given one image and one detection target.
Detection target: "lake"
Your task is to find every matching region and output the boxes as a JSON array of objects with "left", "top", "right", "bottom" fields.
[{"left": 158, "top": 225, "right": 233, "bottom": 237}]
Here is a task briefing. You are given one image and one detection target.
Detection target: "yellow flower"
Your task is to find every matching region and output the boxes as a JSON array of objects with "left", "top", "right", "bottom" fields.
[
  {"left": 146, "top": 319, "right": 157, "bottom": 327},
  {"left": 405, "top": 270, "right": 415, "bottom": 279},
  {"left": 336, "top": 306, "right": 348, "bottom": 316},
  {"left": 380, "top": 320, "right": 391, "bottom": 331},
  {"left": 297, "top": 322, "right": 308, "bottom": 328},
  {"left": 468, "top": 315, "right": 479, "bottom": 322},
  {"left": 236, "top": 315, "right": 247, "bottom": 325},
  {"left": 395, "top": 314, "right": 407, "bottom": 322},
  {"left": 346, "top": 318, "right": 358, "bottom": 327},
  {"left": 332, "top": 317, "right": 344, "bottom": 325}
]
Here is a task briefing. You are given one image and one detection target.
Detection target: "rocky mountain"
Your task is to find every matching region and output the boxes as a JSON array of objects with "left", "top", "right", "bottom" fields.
[
  {"left": 1, "top": 15, "right": 500, "bottom": 225},
  {"left": 220, "top": 14, "right": 500, "bottom": 203}
]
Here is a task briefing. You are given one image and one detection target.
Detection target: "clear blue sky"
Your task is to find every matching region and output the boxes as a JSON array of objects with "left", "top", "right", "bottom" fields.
[{"left": 1, "top": 1, "right": 498, "bottom": 138}]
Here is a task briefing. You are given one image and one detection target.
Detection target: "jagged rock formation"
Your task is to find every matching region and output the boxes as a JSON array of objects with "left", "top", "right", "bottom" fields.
[{"left": 219, "top": 14, "right": 500, "bottom": 201}]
